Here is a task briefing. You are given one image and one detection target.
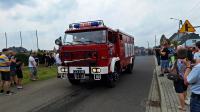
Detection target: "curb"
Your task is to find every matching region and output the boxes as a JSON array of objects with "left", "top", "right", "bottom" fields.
[{"left": 154, "top": 56, "right": 167, "bottom": 112}]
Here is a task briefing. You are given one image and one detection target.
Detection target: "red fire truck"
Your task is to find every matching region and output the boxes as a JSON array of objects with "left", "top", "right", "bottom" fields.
[{"left": 55, "top": 20, "right": 135, "bottom": 87}]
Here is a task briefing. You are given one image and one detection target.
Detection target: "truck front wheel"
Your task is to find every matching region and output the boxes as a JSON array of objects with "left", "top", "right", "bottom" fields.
[
  {"left": 106, "top": 65, "right": 120, "bottom": 88},
  {"left": 126, "top": 60, "right": 134, "bottom": 73}
]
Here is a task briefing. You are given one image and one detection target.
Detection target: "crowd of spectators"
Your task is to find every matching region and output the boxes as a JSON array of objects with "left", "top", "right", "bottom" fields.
[
  {"left": 155, "top": 39, "right": 200, "bottom": 112},
  {"left": 0, "top": 49, "right": 60, "bottom": 96}
]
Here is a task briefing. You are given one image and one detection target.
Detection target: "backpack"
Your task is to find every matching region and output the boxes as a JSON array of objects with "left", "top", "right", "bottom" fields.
[{"left": 167, "top": 60, "right": 181, "bottom": 82}]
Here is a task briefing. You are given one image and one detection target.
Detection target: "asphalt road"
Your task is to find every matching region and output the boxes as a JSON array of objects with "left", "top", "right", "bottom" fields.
[{"left": 37, "top": 56, "right": 155, "bottom": 112}]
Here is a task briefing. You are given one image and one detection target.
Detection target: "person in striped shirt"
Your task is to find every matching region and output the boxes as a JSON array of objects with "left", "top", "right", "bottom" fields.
[{"left": 0, "top": 48, "right": 13, "bottom": 95}]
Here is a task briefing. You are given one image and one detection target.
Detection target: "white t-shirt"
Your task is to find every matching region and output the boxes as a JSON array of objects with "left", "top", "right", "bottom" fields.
[
  {"left": 194, "top": 52, "right": 200, "bottom": 60},
  {"left": 29, "top": 56, "right": 37, "bottom": 67},
  {"left": 55, "top": 53, "right": 61, "bottom": 65}
]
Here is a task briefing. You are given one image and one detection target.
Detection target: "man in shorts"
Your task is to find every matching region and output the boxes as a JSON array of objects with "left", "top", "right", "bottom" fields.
[
  {"left": 28, "top": 52, "right": 37, "bottom": 80},
  {"left": 55, "top": 51, "right": 62, "bottom": 78},
  {"left": 0, "top": 48, "right": 13, "bottom": 95},
  {"left": 10, "top": 51, "right": 17, "bottom": 86},
  {"left": 160, "top": 42, "right": 169, "bottom": 76}
]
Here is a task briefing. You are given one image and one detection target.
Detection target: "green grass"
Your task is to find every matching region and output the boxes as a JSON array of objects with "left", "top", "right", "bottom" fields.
[{"left": 22, "top": 65, "right": 57, "bottom": 84}]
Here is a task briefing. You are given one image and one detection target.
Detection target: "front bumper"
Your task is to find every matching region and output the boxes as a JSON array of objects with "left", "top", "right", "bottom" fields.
[
  {"left": 58, "top": 66, "right": 108, "bottom": 74},
  {"left": 57, "top": 66, "right": 109, "bottom": 80}
]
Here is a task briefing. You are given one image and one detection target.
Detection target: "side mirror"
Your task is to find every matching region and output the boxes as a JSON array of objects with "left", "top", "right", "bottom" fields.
[{"left": 55, "top": 36, "right": 62, "bottom": 46}]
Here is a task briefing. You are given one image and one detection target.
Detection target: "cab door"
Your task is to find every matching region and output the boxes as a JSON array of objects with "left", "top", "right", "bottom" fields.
[{"left": 107, "top": 31, "right": 117, "bottom": 57}]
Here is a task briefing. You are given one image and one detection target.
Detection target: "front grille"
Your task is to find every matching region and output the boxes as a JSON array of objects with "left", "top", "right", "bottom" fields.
[
  {"left": 61, "top": 51, "right": 97, "bottom": 66},
  {"left": 62, "top": 51, "right": 97, "bottom": 60}
]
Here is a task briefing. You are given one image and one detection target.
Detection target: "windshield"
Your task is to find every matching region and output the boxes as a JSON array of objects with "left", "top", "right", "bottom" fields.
[{"left": 63, "top": 30, "right": 107, "bottom": 45}]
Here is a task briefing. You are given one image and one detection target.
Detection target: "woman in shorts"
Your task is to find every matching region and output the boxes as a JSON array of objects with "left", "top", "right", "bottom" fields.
[{"left": 171, "top": 48, "right": 189, "bottom": 111}]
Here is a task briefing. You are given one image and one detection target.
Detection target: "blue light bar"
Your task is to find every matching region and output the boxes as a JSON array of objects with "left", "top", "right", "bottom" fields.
[
  {"left": 74, "top": 24, "right": 80, "bottom": 28},
  {"left": 69, "top": 20, "right": 104, "bottom": 29}
]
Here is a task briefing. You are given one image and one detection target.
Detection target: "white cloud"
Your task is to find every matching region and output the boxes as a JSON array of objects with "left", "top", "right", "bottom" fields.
[{"left": 0, "top": 0, "right": 200, "bottom": 50}]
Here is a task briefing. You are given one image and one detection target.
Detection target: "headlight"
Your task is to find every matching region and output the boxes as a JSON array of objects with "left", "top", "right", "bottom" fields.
[
  {"left": 92, "top": 68, "right": 101, "bottom": 73},
  {"left": 92, "top": 68, "right": 97, "bottom": 73},
  {"left": 96, "top": 68, "right": 101, "bottom": 73},
  {"left": 61, "top": 68, "right": 65, "bottom": 72},
  {"left": 65, "top": 68, "right": 68, "bottom": 72},
  {"left": 60, "top": 67, "right": 68, "bottom": 72}
]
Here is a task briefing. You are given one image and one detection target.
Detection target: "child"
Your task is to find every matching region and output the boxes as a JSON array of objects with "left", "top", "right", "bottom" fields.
[{"left": 16, "top": 59, "right": 23, "bottom": 89}]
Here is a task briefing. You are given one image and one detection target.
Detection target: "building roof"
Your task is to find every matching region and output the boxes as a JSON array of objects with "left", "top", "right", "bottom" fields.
[
  {"left": 169, "top": 33, "right": 184, "bottom": 41},
  {"left": 169, "top": 33, "right": 200, "bottom": 46}
]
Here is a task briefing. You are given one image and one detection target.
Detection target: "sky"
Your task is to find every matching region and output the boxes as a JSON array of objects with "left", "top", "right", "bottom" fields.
[{"left": 0, "top": 0, "right": 200, "bottom": 50}]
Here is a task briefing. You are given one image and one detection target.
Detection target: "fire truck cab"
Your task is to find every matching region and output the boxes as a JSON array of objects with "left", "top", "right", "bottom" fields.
[{"left": 55, "top": 20, "right": 135, "bottom": 87}]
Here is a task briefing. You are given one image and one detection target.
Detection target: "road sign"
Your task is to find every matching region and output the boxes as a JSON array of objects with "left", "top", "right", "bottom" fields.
[{"left": 179, "top": 20, "right": 196, "bottom": 33}]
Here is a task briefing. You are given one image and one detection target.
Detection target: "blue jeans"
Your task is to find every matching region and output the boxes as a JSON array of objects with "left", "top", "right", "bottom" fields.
[{"left": 190, "top": 94, "right": 200, "bottom": 112}]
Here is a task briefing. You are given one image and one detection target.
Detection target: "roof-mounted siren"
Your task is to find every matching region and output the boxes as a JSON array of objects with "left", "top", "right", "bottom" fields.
[{"left": 69, "top": 20, "right": 104, "bottom": 29}]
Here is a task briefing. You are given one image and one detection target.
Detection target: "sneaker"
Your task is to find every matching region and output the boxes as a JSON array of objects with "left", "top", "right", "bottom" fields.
[
  {"left": 5, "top": 91, "right": 15, "bottom": 96},
  {"left": 159, "top": 74, "right": 164, "bottom": 77},
  {"left": 17, "top": 86, "right": 23, "bottom": 89},
  {"left": 30, "top": 78, "right": 36, "bottom": 81},
  {"left": 61, "top": 77, "right": 67, "bottom": 80},
  {"left": 178, "top": 106, "right": 186, "bottom": 111}
]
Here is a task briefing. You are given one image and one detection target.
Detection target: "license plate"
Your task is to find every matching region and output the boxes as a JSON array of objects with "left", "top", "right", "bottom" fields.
[
  {"left": 94, "top": 74, "right": 101, "bottom": 80},
  {"left": 73, "top": 70, "right": 85, "bottom": 79},
  {"left": 73, "top": 70, "right": 85, "bottom": 74}
]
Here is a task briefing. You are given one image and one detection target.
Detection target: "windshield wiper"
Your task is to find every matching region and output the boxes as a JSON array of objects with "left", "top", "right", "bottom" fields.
[
  {"left": 85, "top": 40, "right": 97, "bottom": 44},
  {"left": 74, "top": 41, "right": 85, "bottom": 44}
]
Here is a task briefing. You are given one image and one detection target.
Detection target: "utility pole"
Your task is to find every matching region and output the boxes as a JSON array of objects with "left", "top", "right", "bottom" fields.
[
  {"left": 36, "top": 30, "right": 39, "bottom": 51},
  {"left": 178, "top": 20, "right": 182, "bottom": 40},
  {"left": 170, "top": 18, "right": 182, "bottom": 40},
  {"left": 147, "top": 41, "right": 149, "bottom": 49},
  {"left": 155, "top": 35, "right": 157, "bottom": 47},
  {"left": 20, "top": 31, "right": 22, "bottom": 47},
  {"left": 5, "top": 32, "right": 7, "bottom": 48},
  {"left": 147, "top": 41, "right": 150, "bottom": 55}
]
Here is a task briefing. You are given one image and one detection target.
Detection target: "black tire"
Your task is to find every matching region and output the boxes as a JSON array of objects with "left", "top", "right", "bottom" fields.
[
  {"left": 68, "top": 78, "right": 81, "bottom": 85},
  {"left": 126, "top": 60, "right": 134, "bottom": 73},
  {"left": 107, "top": 65, "right": 120, "bottom": 88},
  {"left": 126, "top": 64, "right": 133, "bottom": 73},
  {"left": 106, "top": 74, "right": 115, "bottom": 88}
]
